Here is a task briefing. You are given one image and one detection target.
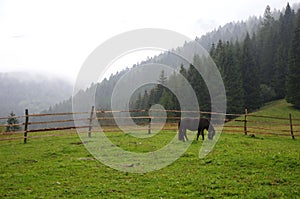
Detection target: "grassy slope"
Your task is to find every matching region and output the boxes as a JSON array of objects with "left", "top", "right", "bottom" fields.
[
  {"left": 250, "top": 99, "right": 300, "bottom": 118},
  {"left": 0, "top": 100, "right": 300, "bottom": 198},
  {"left": 225, "top": 100, "right": 300, "bottom": 136}
]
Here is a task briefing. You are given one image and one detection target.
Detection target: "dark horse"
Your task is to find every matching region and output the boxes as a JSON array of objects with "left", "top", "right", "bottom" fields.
[{"left": 178, "top": 118, "right": 215, "bottom": 141}]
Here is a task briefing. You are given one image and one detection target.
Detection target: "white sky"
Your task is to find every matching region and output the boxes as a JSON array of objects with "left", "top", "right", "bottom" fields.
[{"left": 0, "top": 0, "right": 297, "bottom": 83}]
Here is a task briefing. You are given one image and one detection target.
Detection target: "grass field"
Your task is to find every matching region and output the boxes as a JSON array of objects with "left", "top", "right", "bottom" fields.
[
  {"left": 0, "top": 100, "right": 300, "bottom": 198},
  {"left": 225, "top": 100, "right": 300, "bottom": 137}
]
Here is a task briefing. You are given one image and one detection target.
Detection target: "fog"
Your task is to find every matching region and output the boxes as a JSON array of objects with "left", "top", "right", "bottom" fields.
[{"left": 0, "top": 0, "right": 298, "bottom": 83}]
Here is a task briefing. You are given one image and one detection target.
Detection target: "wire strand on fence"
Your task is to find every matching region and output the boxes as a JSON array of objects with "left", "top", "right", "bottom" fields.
[
  {"left": 0, "top": 130, "right": 25, "bottom": 135},
  {"left": 27, "top": 111, "right": 90, "bottom": 117},
  {"left": 247, "top": 126, "right": 290, "bottom": 132},
  {"left": 245, "top": 120, "right": 292, "bottom": 126},
  {"left": 0, "top": 122, "right": 24, "bottom": 127},
  {"left": 27, "top": 118, "right": 89, "bottom": 126},
  {"left": 247, "top": 114, "right": 290, "bottom": 120},
  {"left": 26, "top": 125, "right": 90, "bottom": 133}
]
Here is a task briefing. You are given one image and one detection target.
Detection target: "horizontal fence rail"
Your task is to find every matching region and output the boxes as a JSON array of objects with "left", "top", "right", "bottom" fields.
[{"left": 0, "top": 107, "right": 299, "bottom": 143}]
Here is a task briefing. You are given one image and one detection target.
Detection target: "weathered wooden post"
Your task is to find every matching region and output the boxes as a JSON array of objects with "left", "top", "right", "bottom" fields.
[
  {"left": 88, "top": 106, "right": 94, "bottom": 138},
  {"left": 289, "top": 113, "right": 295, "bottom": 140},
  {"left": 24, "top": 109, "right": 29, "bottom": 144},
  {"left": 244, "top": 108, "right": 248, "bottom": 135},
  {"left": 148, "top": 117, "right": 151, "bottom": 134}
]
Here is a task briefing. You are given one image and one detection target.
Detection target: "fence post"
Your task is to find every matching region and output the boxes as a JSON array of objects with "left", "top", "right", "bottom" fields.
[
  {"left": 289, "top": 113, "right": 295, "bottom": 140},
  {"left": 24, "top": 109, "right": 29, "bottom": 144},
  {"left": 244, "top": 108, "right": 248, "bottom": 135},
  {"left": 88, "top": 106, "right": 94, "bottom": 138},
  {"left": 148, "top": 117, "right": 151, "bottom": 134}
]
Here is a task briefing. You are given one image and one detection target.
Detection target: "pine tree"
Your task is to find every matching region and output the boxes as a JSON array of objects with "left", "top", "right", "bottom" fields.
[
  {"left": 148, "top": 89, "right": 156, "bottom": 107},
  {"left": 141, "top": 90, "right": 149, "bottom": 110},
  {"left": 179, "top": 64, "right": 187, "bottom": 78},
  {"left": 158, "top": 70, "right": 167, "bottom": 85},
  {"left": 167, "top": 71, "right": 181, "bottom": 111},
  {"left": 258, "top": 5, "right": 277, "bottom": 87},
  {"left": 156, "top": 70, "right": 167, "bottom": 102},
  {"left": 274, "top": 3, "right": 295, "bottom": 99},
  {"left": 159, "top": 89, "right": 173, "bottom": 110},
  {"left": 6, "top": 112, "right": 21, "bottom": 132},
  {"left": 134, "top": 93, "right": 143, "bottom": 110},
  {"left": 209, "top": 43, "right": 216, "bottom": 57},
  {"left": 188, "top": 55, "right": 210, "bottom": 111},
  {"left": 273, "top": 45, "right": 286, "bottom": 98},
  {"left": 214, "top": 40, "right": 226, "bottom": 76},
  {"left": 223, "top": 42, "right": 244, "bottom": 113},
  {"left": 241, "top": 33, "right": 261, "bottom": 111},
  {"left": 211, "top": 40, "right": 244, "bottom": 114},
  {"left": 286, "top": 10, "right": 300, "bottom": 108},
  {"left": 263, "top": 5, "right": 274, "bottom": 26},
  {"left": 281, "top": 3, "right": 294, "bottom": 49}
]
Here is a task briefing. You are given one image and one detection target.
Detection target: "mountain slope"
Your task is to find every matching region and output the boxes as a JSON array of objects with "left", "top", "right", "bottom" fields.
[{"left": 42, "top": 3, "right": 300, "bottom": 115}]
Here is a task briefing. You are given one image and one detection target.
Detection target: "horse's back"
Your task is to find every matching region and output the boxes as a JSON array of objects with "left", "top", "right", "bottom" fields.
[
  {"left": 199, "top": 118, "right": 210, "bottom": 129},
  {"left": 180, "top": 118, "right": 199, "bottom": 131}
]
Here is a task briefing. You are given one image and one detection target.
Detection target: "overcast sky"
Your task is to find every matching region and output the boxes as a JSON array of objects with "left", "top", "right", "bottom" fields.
[{"left": 0, "top": 0, "right": 297, "bottom": 83}]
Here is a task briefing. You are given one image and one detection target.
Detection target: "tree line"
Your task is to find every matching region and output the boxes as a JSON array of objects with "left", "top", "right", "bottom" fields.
[{"left": 130, "top": 4, "right": 300, "bottom": 114}]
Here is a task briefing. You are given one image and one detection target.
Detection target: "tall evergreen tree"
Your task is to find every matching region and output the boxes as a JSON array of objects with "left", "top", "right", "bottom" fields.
[
  {"left": 223, "top": 42, "right": 244, "bottom": 113},
  {"left": 179, "top": 64, "right": 187, "bottom": 78},
  {"left": 274, "top": 3, "right": 295, "bottom": 98},
  {"left": 134, "top": 93, "right": 143, "bottom": 110},
  {"left": 209, "top": 43, "right": 216, "bottom": 57},
  {"left": 258, "top": 5, "right": 277, "bottom": 87},
  {"left": 188, "top": 55, "right": 210, "bottom": 111},
  {"left": 214, "top": 40, "right": 226, "bottom": 76},
  {"left": 263, "top": 5, "right": 274, "bottom": 26},
  {"left": 211, "top": 40, "right": 244, "bottom": 113},
  {"left": 158, "top": 70, "right": 167, "bottom": 85},
  {"left": 241, "top": 33, "right": 261, "bottom": 111},
  {"left": 159, "top": 89, "right": 174, "bottom": 111},
  {"left": 141, "top": 90, "right": 149, "bottom": 110},
  {"left": 286, "top": 10, "right": 300, "bottom": 108},
  {"left": 273, "top": 45, "right": 287, "bottom": 98},
  {"left": 148, "top": 89, "right": 156, "bottom": 107},
  {"left": 155, "top": 70, "right": 167, "bottom": 102}
]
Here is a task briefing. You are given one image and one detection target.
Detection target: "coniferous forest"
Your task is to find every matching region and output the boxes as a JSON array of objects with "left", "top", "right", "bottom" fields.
[
  {"left": 130, "top": 4, "right": 300, "bottom": 113},
  {"left": 41, "top": 3, "right": 300, "bottom": 121}
]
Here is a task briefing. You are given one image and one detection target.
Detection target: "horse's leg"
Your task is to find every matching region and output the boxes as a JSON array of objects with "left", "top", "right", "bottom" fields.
[
  {"left": 184, "top": 129, "right": 188, "bottom": 141},
  {"left": 182, "top": 129, "right": 186, "bottom": 142},
  {"left": 178, "top": 127, "right": 184, "bottom": 141},
  {"left": 181, "top": 129, "right": 185, "bottom": 141},
  {"left": 178, "top": 123, "right": 183, "bottom": 141},
  {"left": 201, "top": 128, "right": 205, "bottom": 140},
  {"left": 196, "top": 128, "right": 201, "bottom": 141}
]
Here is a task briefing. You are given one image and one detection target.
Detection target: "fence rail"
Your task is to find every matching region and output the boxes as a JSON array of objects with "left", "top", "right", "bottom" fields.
[{"left": 0, "top": 107, "right": 299, "bottom": 143}]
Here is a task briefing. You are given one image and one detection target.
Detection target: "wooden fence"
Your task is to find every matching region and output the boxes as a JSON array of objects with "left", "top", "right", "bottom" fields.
[{"left": 0, "top": 108, "right": 299, "bottom": 143}]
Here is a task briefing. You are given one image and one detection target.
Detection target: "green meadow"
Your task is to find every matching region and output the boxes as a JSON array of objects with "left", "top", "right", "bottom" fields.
[{"left": 0, "top": 100, "right": 299, "bottom": 198}]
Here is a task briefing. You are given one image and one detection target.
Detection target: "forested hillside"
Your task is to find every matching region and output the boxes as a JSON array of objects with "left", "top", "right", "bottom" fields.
[
  {"left": 131, "top": 3, "right": 300, "bottom": 113},
  {"left": 42, "top": 3, "right": 300, "bottom": 118}
]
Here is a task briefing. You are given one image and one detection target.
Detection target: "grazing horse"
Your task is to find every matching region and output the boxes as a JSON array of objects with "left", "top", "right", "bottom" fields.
[{"left": 178, "top": 118, "right": 215, "bottom": 141}]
